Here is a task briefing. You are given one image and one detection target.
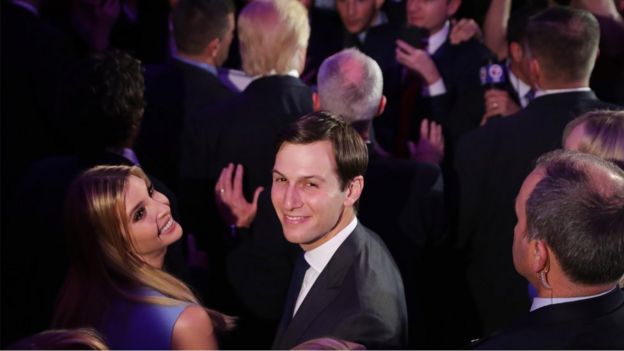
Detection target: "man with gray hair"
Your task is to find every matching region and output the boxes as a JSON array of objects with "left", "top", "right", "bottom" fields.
[
  {"left": 475, "top": 150, "right": 624, "bottom": 348},
  {"left": 455, "top": 6, "right": 621, "bottom": 337}
]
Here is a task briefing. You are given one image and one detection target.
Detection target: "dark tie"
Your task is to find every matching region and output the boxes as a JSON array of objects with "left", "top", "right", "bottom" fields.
[
  {"left": 278, "top": 253, "right": 309, "bottom": 329},
  {"left": 525, "top": 89, "right": 536, "bottom": 104}
]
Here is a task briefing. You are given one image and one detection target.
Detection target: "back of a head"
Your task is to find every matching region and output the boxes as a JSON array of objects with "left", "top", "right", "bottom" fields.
[
  {"left": 525, "top": 6, "right": 599, "bottom": 84},
  {"left": 172, "top": 0, "right": 235, "bottom": 55},
  {"left": 317, "top": 48, "right": 383, "bottom": 129},
  {"left": 506, "top": 4, "right": 543, "bottom": 45},
  {"left": 525, "top": 150, "right": 624, "bottom": 286},
  {"left": 563, "top": 110, "right": 624, "bottom": 165},
  {"left": 73, "top": 50, "right": 145, "bottom": 152},
  {"left": 238, "top": 0, "right": 310, "bottom": 76}
]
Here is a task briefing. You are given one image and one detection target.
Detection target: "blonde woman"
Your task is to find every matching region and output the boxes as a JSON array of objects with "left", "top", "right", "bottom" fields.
[
  {"left": 563, "top": 109, "right": 624, "bottom": 166},
  {"left": 54, "top": 165, "right": 232, "bottom": 349}
]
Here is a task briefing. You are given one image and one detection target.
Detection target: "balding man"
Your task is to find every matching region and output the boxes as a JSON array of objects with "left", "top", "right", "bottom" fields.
[
  {"left": 455, "top": 6, "right": 621, "bottom": 336},
  {"left": 475, "top": 150, "right": 624, "bottom": 348}
]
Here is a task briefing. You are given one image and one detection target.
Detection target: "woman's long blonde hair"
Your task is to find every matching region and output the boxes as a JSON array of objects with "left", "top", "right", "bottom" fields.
[{"left": 54, "top": 165, "right": 233, "bottom": 330}]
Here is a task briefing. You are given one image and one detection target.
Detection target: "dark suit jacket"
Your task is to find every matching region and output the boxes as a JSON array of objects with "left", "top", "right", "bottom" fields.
[
  {"left": 423, "top": 38, "right": 492, "bottom": 146},
  {"left": 359, "top": 149, "right": 447, "bottom": 347},
  {"left": 272, "top": 223, "right": 408, "bottom": 350},
  {"left": 454, "top": 91, "right": 620, "bottom": 336},
  {"left": 135, "top": 58, "right": 235, "bottom": 195},
  {"left": 474, "top": 288, "right": 624, "bottom": 349}
]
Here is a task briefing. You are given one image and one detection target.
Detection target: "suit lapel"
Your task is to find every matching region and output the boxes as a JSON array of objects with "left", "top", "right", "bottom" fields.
[{"left": 275, "top": 225, "right": 364, "bottom": 348}]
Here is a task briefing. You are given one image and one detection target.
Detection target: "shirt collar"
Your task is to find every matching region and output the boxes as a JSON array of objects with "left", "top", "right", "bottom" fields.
[
  {"left": 534, "top": 87, "right": 591, "bottom": 99},
  {"left": 304, "top": 217, "right": 358, "bottom": 273},
  {"left": 173, "top": 55, "right": 218, "bottom": 77},
  {"left": 530, "top": 287, "right": 615, "bottom": 312},
  {"left": 427, "top": 20, "right": 450, "bottom": 55},
  {"left": 250, "top": 69, "right": 300, "bottom": 82},
  {"left": 11, "top": 0, "right": 38, "bottom": 15},
  {"left": 507, "top": 64, "right": 533, "bottom": 107}
]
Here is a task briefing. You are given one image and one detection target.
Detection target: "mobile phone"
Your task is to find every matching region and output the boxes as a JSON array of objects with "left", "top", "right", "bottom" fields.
[{"left": 398, "top": 26, "right": 429, "bottom": 49}]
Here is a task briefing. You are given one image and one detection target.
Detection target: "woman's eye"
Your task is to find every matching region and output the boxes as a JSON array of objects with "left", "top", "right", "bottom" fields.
[{"left": 133, "top": 208, "right": 146, "bottom": 222}]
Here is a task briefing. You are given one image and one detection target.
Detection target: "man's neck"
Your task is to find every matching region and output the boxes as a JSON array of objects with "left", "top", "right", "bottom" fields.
[
  {"left": 536, "top": 280, "right": 616, "bottom": 299},
  {"left": 176, "top": 52, "right": 216, "bottom": 67}
]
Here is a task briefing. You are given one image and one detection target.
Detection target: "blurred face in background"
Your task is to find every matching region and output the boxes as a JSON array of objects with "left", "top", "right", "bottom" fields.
[
  {"left": 406, "top": 0, "right": 460, "bottom": 34},
  {"left": 336, "top": 0, "right": 384, "bottom": 34}
]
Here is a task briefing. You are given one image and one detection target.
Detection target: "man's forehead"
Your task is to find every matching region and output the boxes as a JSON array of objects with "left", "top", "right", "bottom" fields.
[{"left": 274, "top": 141, "right": 338, "bottom": 176}]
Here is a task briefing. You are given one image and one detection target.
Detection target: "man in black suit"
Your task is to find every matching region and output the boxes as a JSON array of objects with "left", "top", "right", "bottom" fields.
[
  {"left": 315, "top": 48, "right": 449, "bottom": 348},
  {"left": 455, "top": 6, "right": 621, "bottom": 338},
  {"left": 271, "top": 112, "right": 407, "bottom": 349},
  {"left": 180, "top": 0, "right": 313, "bottom": 347},
  {"left": 134, "top": 0, "right": 236, "bottom": 196},
  {"left": 334, "top": 0, "right": 402, "bottom": 151},
  {"left": 396, "top": 0, "right": 491, "bottom": 147},
  {"left": 474, "top": 150, "right": 624, "bottom": 349},
  {"left": 480, "top": 5, "right": 539, "bottom": 126}
]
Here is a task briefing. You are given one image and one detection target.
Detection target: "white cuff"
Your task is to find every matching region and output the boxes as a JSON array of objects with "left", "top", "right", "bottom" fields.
[{"left": 423, "top": 78, "right": 446, "bottom": 97}]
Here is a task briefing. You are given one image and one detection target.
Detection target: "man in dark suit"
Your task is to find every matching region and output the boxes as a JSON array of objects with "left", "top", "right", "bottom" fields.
[
  {"left": 455, "top": 6, "right": 621, "bottom": 338},
  {"left": 480, "top": 5, "right": 539, "bottom": 126},
  {"left": 396, "top": 0, "right": 491, "bottom": 148},
  {"left": 271, "top": 112, "right": 407, "bottom": 349},
  {"left": 315, "top": 48, "right": 449, "bottom": 348},
  {"left": 334, "top": 0, "right": 402, "bottom": 151},
  {"left": 180, "top": 0, "right": 313, "bottom": 347},
  {"left": 474, "top": 150, "right": 624, "bottom": 349},
  {"left": 134, "top": 0, "right": 236, "bottom": 196}
]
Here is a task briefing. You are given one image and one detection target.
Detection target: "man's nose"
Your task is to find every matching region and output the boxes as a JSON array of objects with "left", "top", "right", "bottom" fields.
[
  {"left": 347, "top": 0, "right": 355, "bottom": 16},
  {"left": 284, "top": 185, "right": 302, "bottom": 210}
]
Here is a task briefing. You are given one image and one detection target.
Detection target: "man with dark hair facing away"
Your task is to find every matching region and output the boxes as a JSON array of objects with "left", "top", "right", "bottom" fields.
[{"left": 455, "top": 6, "right": 621, "bottom": 338}]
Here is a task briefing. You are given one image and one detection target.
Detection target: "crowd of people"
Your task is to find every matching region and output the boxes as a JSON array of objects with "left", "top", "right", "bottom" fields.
[{"left": 2, "top": 0, "right": 623, "bottom": 349}]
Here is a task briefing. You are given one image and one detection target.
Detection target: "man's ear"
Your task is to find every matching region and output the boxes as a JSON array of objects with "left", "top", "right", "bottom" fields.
[
  {"left": 447, "top": 0, "right": 461, "bottom": 17},
  {"left": 343, "top": 175, "right": 364, "bottom": 206},
  {"left": 205, "top": 37, "right": 221, "bottom": 60},
  {"left": 529, "top": 58, "right": 542, "bottom": 89},
  {"left": 375, "top": 95, "right": 387, "bottom": 118},
  {"left": 509, "top": 42, "right": 523, "bottom": 63},
  {"left": 531, "top": 239, "right": 549, "bottom": 273},
  {"left": 313, "top": 92, "right": 321, "bottom": 111}
]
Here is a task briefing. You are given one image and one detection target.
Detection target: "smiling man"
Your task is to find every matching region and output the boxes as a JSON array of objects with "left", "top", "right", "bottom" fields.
[{"left": 271, "top": 111, "right": 407, "bottom": 350}]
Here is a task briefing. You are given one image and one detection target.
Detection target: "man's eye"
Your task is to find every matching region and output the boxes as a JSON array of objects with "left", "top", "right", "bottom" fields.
[
  {"left": 305, "top": 182, "right": 318, "bottom": 188},
  {"left": 133, "top": 208, "right": 146, "bottom": 222},
  {"left": 274, "top": 177, "right": 286, "bottom": 183}
]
